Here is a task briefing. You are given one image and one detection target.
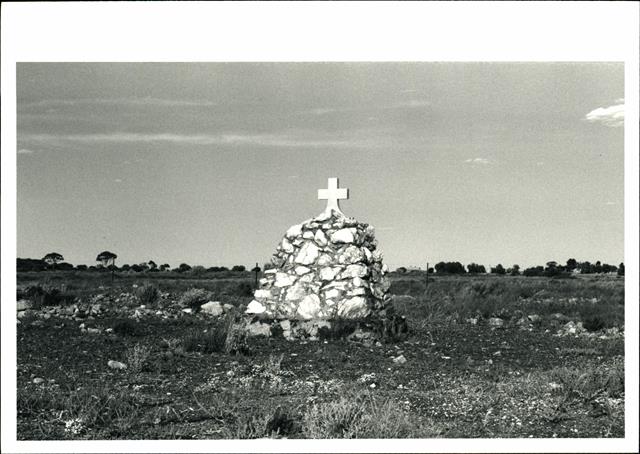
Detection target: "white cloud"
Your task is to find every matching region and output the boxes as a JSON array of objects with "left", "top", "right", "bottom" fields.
[
  {"left": 392, "top": 100, "right": 431, "bottom": 108},
  {"left": 17, "top": 148, "right": 35, "bottom": 154},
  {"left": 464, "top": 157, "right": 490, "bottom": 165},
  {"left": 21, "top": 132, "right": 367, "bottom": 149},
  {"left": 585, "top": 100, "right": 624, "bottom": 127},
  {"left": 21, "top": 97, "right": 218, "bottom": 108}
]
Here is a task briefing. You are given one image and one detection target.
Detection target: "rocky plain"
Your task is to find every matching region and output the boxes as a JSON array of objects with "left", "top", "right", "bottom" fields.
[{"left": 16, "top": 267, "right": 625, "bottom": 439}]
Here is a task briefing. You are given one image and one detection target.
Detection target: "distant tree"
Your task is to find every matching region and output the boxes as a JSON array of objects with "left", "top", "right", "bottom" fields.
[
  {"left": 435, "top": 262, "right": 466, "bottom": 274},
  {"left": 579, "top": 261, "right": 593, "bottom": 274},
  {"left": 490, "top": 264, "right": 506, "bottom": 275},
  {"left": 159, "top": 264, "right": 170, "bottom": 271},
  {"left": 251, "top": 265, "right": 261, "bottom": 273},
  {"left": 130, "top": 264, "right": 143, "bottom": 272},
  {"left": 507, "top": 264, "right": 520, "bottom": 276},
  {"left": 121, "top": 264, "right": 131, "bottom": 271},
  {"left": 544, "top": 261, "right": 562, "bottom": 277},
  {"left": 232, "top": 265, "right": 246, "bottom": 272},
  {"left": 191, "top": 265, "right": 207, "bottom": 275},
  {"left": 148, "top": 260, "right": 157, "bottom": 271},
  {"left": 396, "top": 267, "right": 408, "bottom": 274},
  {"left": 467, "top": 263, "right": 486, "bottom": 274},
  {"left": 43, "top": 252, "right": 64, "bottom": 268},
  {"left": 523, "top": 266, "right": 544, "bottom": 277},
  {"left": 177, "top": 263, "right": 192, "bottom": 273},
  {"left": 57, "top": 262, "right": 74, "bottom": 271},
  {"left": 618, "top": 262, "right": 625, "bottom": 276},
  {"left": 427, "top": 267, "right": 434, "bottom": 274},
  {"left": 96, "top": 251, "right": 117, "bottom": 268},
  {"left": 601, "top": 263, "right": 617, "bottom": 274},
  {"left": 137, "top": 262, "right": 150, "bottom": 272},
  {"left": 593, "top": 261, "right": 603, "bottom": 274},
  {"left": 566, "top": 258, "right": 578, "bottom": 272},
  {"left": 76, "top": 264, "right": 88, "bottom": 271}
]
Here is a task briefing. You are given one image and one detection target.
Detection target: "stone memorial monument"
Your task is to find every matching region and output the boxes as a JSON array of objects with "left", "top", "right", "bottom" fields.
[{"left": 245, "top": 178, "right": 403, "bottom": 340}]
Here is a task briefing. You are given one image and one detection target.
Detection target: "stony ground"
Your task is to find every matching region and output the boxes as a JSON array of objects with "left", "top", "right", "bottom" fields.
[{"left": 16, "top": 282, "right": 625, "bottom": 439}]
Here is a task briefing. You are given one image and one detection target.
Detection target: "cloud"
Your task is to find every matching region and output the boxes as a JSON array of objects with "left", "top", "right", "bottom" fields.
[
  {"left": 585, "top": 100, "right": 624, "bottom": 127},
  {"left": 21, "top": 132, "right": 367, "bottom": 149},
  {"left": 392, "top": 100, "right": 431, "bottom": 108},
  {"left": 20, "top": 97, "right": 218, "bottom": 108},
  {"left": 17, "top": 148, "right": 36, "bottom": 154},
  {"left": 464, "top": 157, "right": 490, "bottom": 165}
]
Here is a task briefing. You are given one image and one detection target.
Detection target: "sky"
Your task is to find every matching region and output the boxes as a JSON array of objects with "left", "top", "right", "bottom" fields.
[{"left": 16, "top": 62, "right": 624, "bottom": 269}]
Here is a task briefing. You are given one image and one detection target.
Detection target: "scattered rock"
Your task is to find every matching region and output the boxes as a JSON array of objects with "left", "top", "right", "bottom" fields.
[
  {"left": 246, "top": 322, "right": 271, "bottom": 337},
  {"left": 107, "top": 360, "right": 127, "bottom": 370},
  {"left": 17, "top": 300, "right": 32, "bottom": 311},
  {"left": 33, "top": 377, "right": 45, "bottom": 384},
  {"left": 246, "top": 300, "right": 266, "bottom": 315},
  {"left": 488, "top": 317, "right": 504, "bottom": 327},
  {"left": 200, "top": 301, "right": 224, "bottom": 317},
  {"left": 393, "top": 354, "right": 407, "bottom": 364}
]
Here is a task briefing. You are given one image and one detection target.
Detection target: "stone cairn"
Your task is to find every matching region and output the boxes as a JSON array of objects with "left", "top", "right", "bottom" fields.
[{"left": 245, "top": 178, "right": 404, "bottom": 340}]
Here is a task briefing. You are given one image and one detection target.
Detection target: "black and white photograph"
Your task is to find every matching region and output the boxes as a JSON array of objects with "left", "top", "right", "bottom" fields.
[{"left": 1, "top": 3, "right": 638, "bottom": 453}]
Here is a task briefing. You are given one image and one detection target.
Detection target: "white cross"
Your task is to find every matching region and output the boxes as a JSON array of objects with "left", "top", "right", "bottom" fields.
[{"left": 318, "top": 177, "right": 349, "bottom": 213}]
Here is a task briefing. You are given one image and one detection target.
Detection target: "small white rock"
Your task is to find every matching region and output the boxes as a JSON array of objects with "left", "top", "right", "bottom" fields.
[{"left": 107, "top": 360, "right": 127, "bottom": 370}]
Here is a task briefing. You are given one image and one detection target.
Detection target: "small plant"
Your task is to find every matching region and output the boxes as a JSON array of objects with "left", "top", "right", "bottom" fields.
[
  {"left": 178, "top": 288, "right": 213, "bottom": 312},
  {"left": 236, "top": 282, "right": 254, "bottom": 297},
  {"left": 302, "top": 391, "right": 437, "bottom": 438},
  {"left": 135, "top": 285, "right": 160, "bottom": 306},
  {"left": 583, "top": 315, "right": 606, "bottom": 332},
  {"left": 125, "top": 344, "right": 151, "bottom": 374}
]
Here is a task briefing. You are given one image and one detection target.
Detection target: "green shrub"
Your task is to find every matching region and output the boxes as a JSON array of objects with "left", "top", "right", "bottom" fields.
[
  {"left": 125, "top": 344, "right": 151, "bottom": 374},
  {"left": 135, "top": 284, "right": 160, "bottom": 306},
  {"left": 178, "top": 288, "right": 213, "bottom": 311},
  {"left": 23, "top": 285, "right": 75, "bottom": 308},
  {"left": 302, "top": 391, "right": 437, "bottom": 438},
  {"left": 583, "top": 315, "right": 606, "bottom": 332}
]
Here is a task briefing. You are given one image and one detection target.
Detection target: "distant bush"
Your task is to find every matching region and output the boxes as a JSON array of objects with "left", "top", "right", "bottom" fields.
[
  {"left": 190, "top": 265, "right": 207, "bottom": 276},
  {"left": 617, "top": 263, "right": 625, "bottom": 276},
  {"left": 435, "top": 262, "right": 466, "bottom": 274},
  {"left": 175, "top": 263, "right": 192, "bottom": 273},
  {"left": 467, "top": 263, "right": 486, "bottom": 274},
  {"left": 208, "top": 266, "right": 229, "bottom": 272},
  {"left": 178, "top": 288, "right": 213, "bottom": 311},
  {"left": 490, "top": 264, "right": 506, "bottom": 275},
  {"left": 395, "top": 267, "right": 407, "bottom": 274},
  {"left": 17, "top": 258, "right": 47, "bottom": 272},
  {"left": 75, "top": 264, "right": 88, "bottom": 271},
  {"left": 23, "top": 286, "right": 75, "bottom": 308},
  {"left": 232, "top": 265, "right": 246, "bottom": 272},
  {"left": 135, "top": 285, "right": 160, "bottom": 306},
  {"left": 523, "top": 266, "right": 544, "bottom": 277}
]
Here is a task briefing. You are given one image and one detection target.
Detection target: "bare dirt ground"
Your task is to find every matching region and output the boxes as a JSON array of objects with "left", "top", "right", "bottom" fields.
[{"left": 16, "top": 272, "right": 625, "bottom": 439}]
